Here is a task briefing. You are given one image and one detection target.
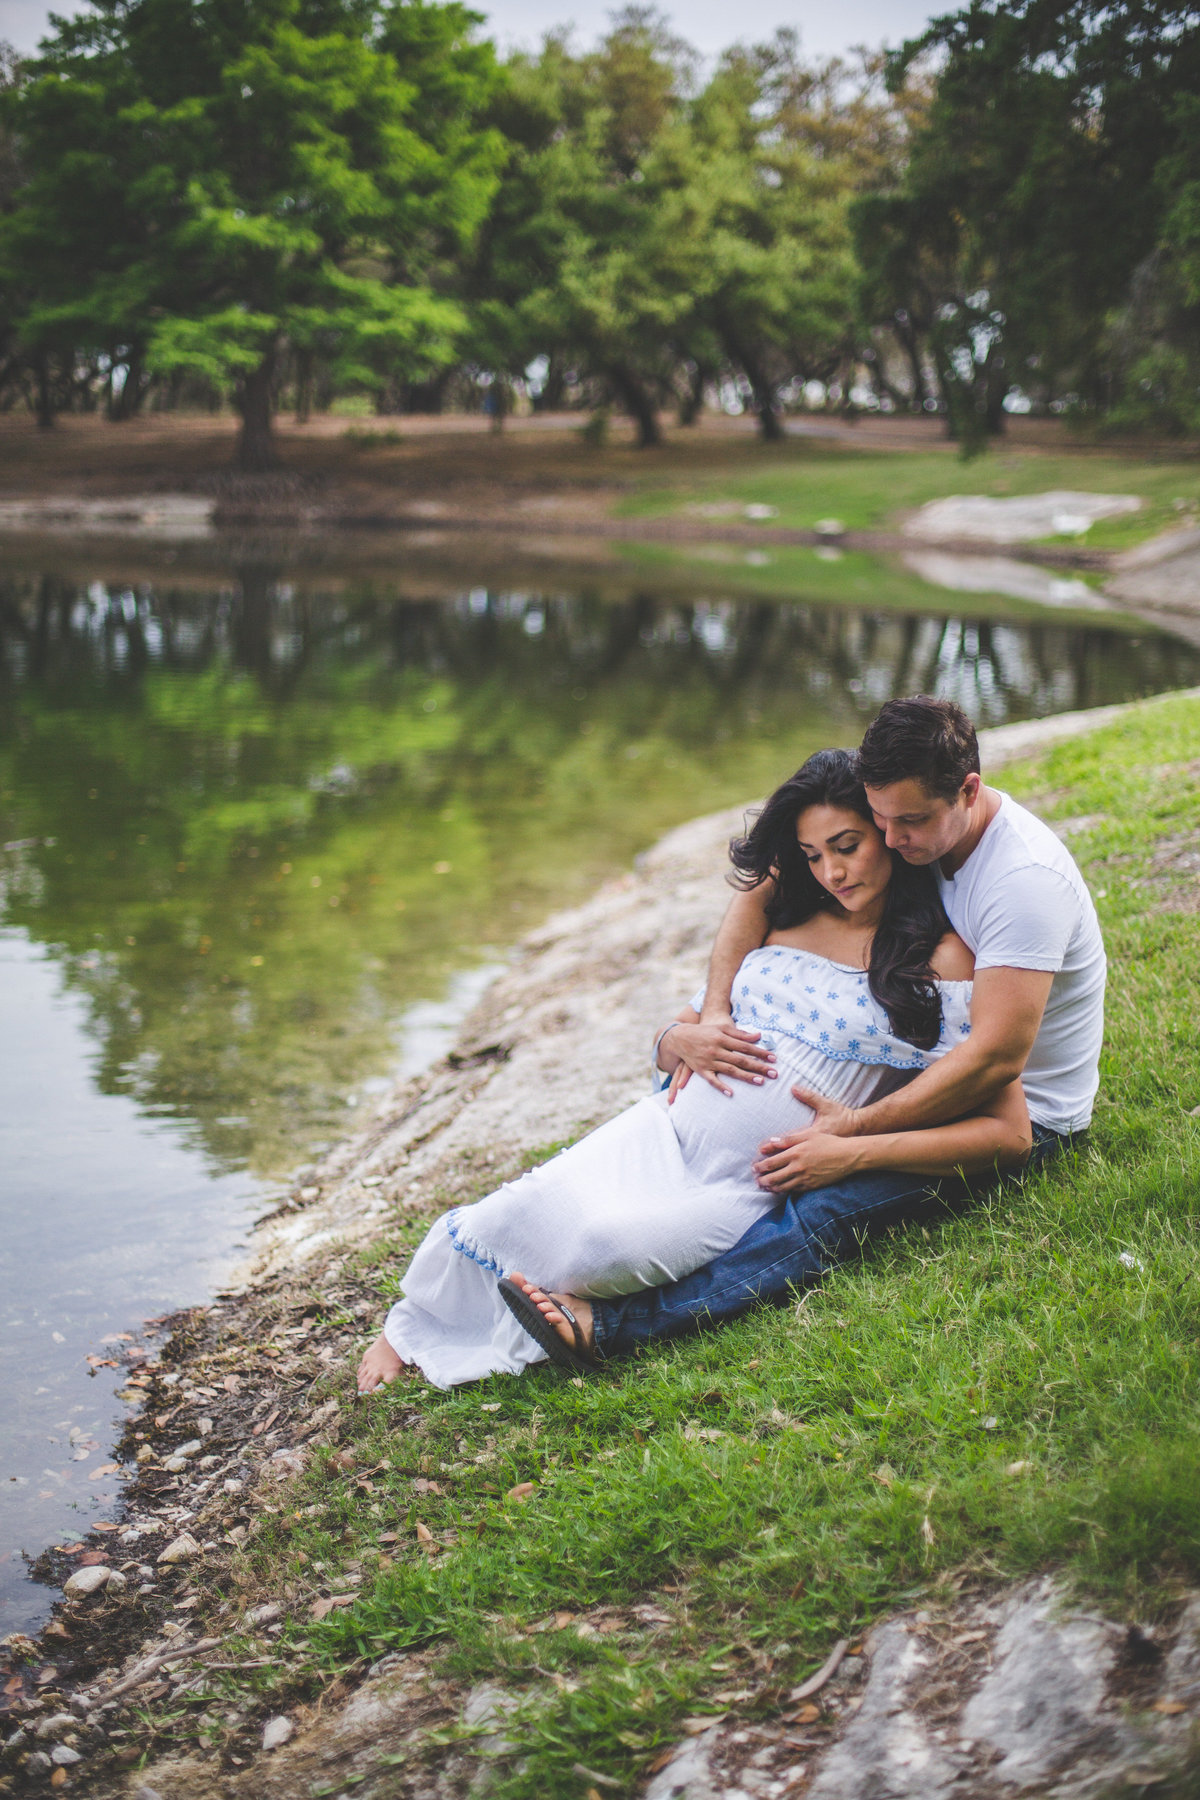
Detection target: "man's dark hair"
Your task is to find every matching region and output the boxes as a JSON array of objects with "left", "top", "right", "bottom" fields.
[{"left": 858, "top": 696, "right": 980, "bottom": 801}]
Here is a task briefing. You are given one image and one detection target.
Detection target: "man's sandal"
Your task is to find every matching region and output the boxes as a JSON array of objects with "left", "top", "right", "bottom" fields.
[{"left": 497, "top": 1278, "right": 601, "bottom": 1375}]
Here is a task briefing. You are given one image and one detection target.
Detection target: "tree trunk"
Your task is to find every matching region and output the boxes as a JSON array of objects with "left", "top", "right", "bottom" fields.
[
  {"left": 109, "top": 346, "right": 145, "bottom": 421},
  {"left": 34, "top": 352, "right": 54, "bottom": 429},
  {"left": 235, "top": 349, "right": 278, "bottom": 472},
  {"left": 294, "top": 349, "right": 313, "bottom": 425},
  {"left": 677, "top": 360, "right": 708, "bottom": 427},
  {"left": 608, "top": 366, "right": 661, "bottom": 447}
]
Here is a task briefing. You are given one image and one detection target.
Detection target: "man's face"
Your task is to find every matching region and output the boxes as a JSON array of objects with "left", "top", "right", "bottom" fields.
[{"left": 862, "top": 775, "right": 976, "bottom": 865}]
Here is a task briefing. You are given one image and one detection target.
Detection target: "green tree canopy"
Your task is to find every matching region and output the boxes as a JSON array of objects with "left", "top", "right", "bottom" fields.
[
  {"left": 1, "top": 0, "right": 503, "bottom": 464},
  {"left": 856, "top": 0, "right": 1200, "bottom": 441}
]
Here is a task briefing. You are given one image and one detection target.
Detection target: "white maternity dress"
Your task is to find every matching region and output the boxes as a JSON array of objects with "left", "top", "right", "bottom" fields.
[{"left": 382, "top": 946, "right": 973, "bottom": 1388}]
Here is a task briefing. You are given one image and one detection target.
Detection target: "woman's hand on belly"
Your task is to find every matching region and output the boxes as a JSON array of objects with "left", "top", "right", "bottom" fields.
[
  {"left": 753, "top": 1129, "right": 861, "bottom": 1194},
  {"left": 665, "top": 1017, "right": 777, "bottom": 1101}
]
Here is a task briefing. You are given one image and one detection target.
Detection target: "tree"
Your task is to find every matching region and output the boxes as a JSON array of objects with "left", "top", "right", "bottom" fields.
[
  {"left": 0, "top": 0, "right": 503, "bottom": 465},
  {"left": 856, "top": 1, "right": 1200, "bottom": 439}
]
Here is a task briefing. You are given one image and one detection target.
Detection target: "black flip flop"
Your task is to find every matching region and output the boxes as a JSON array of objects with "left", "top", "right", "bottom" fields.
[{"left": 498, "top": 1278, "right": 600, "bottom": 1375}]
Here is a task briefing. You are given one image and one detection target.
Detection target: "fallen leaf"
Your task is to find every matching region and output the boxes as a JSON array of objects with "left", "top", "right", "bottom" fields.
[
  {"left": 224, "top": 1375, "right": 241, "bottom": 1394},
  {"left": 791, "top": 1703, "right": 820, "bottom": 1725},
  {"left": 681, "top": 1715, "right": 725, "bottom": 1734},
  {"left": 413, "top": 1478, "right": 441, "bottom": 1495},
  {"left": 553, "top": 1611, "right": 575, "bottom": 1629},
  {"left": 506, "top": 1482, "right": 537, "bottom": 1503},
  {"left": 415, "top": 1522, "right": 434, "bottom": 1543},
  {"left": 77, "top": 1551, "right": 109, "bottom": 1567},
  {"left": 310, "top": 1595, "right": 355, "bottom": 1620},
  {"left": 332, "top": 1448, "right": 357, "bottom": 1472},
  {"left": 1153, "top": 1699, "right": 1187, "bottom": 1715},
  {"left": 647, "top": 1750, "right": 676, "bottom": 1775},
  {"left": 378, "top": 1532, "right": 399, "bottom": 1544},
  {"left": 90, "top": 1463, "right": 120, "bottom": 1478},
  {"left": 873, "top": 1464, "right": 896, "bottom": 1488},
  {"left": 921, "top": 1515, "right": 935, "bottom": 1547},
  {"left": 1006, "top": 1460, "right": 1032, "bottom": 1476},
  {"left": 91, "top": 1522, "right": 119, "bottom": 1533}
]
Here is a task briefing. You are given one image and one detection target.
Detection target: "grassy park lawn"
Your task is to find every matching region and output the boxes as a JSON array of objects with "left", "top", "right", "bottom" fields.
[
  {"left": 167, "top": 695, "right": 1200, "bottom": 1796},
  {"left": 614, "top": 437, "right": 1200, "bottom": 550}
]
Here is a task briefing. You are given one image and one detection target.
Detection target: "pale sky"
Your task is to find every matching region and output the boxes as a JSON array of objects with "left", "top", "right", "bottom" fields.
[{"left": 0, "top": 0, "right": 941, "bottom": 61}]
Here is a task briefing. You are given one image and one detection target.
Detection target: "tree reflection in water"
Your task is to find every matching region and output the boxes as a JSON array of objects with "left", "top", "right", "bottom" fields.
[{"left": 1, "top": 565, "right": 1192, "bottom": 1177}]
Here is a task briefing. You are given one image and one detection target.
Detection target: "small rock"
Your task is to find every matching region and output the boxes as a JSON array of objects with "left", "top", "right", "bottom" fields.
[
  {"left": 4, "top": 1729, "right": 27, "bottom": 1752},
  {"left": 36, "top": 1715, "right": 77, "bottom": 1740},
  {"left": 176, "top": 1439, "right": 203, "bottom": 1458},
  {"left": 106, "top": 1570, "right": 128, "bottom": 1592},
  {"left": 246, "top": 1602, "right": 282, "bottom": 1626},
  {"left": 163, "top": 1455, "right": 188, "bottom": 1473},
  {"left": 157, "top": 1532, "right": 201, "bottom": 1565},
  {"left": 51, "top": 1743, "right": 83, "bottom": 1765},
  {"left": 136, "top": 1445, "right": 153, "bottom": 1463},
  {"left": 24, "top": 1750, "right": 53, "bottom": 1777},
  {"left": 199, "top": 1454, "right": 219, "bottom": 1468},
  {"left": 63, "top": 1565, "right": 112, "bottom": 1598},
  {"left": 299, "top": 1186, "right": 319, "bottom": 1200},
  {"left": 68, "top": 1697, "right": 90, "bottom": 1719},
  {"left": 133, "top": 1787, "right": 165, "bottom": 1800},
  {"left": 262, "top": 1715, "right": 294, "bottom": 1751}
]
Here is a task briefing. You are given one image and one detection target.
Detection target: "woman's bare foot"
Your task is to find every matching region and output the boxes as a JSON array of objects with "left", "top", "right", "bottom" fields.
[
  {"left": 507, "top": 1272, "right": 595, "bottom": 1357},
  {"left": 357, "top": 1331, "right": 403, "bottom": 1394}
]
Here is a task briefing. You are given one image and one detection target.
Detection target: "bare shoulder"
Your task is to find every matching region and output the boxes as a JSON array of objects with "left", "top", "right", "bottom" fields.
[{"left": 929, "top": 930, "right": 975, "bottom": 981}]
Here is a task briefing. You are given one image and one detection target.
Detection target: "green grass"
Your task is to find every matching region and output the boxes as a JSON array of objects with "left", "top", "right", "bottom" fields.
[
  {"left": 615, "top": 438, "right": 1200, "bottom": 548},
  {"left": 193, "top": 697, "right": 1200, "bottom": 1793},
  {"left": 614, "top": 539, "right": 1141, "bottom": 627}
]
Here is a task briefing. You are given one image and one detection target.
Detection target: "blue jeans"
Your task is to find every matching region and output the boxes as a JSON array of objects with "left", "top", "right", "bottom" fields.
[{"left": 589, "top": 1122, "right": 1076, "bottom": 1361}]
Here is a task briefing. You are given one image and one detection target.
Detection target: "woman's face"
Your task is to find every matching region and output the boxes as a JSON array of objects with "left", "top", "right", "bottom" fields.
[{"left": 795, "top": 803, "right": 892, "bottom": 916}]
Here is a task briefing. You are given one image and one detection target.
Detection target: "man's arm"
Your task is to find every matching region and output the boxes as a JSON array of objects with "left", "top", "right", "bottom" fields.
[
  {"left": 754, "top": 1076, "right": 1032, "bottom": 1193},
  {"left": 754, "top": 965, "right": 1053, "bottom": 1173},
  {"left": 701, "top": 884, "right": 774, "bottom": 1020},
  {"left": 667, "top": 883, "right": 777, "bottom": 1096}
]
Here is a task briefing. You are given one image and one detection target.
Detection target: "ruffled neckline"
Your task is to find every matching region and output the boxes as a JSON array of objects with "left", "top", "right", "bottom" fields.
[{"left": 751, "top": 942, "right": 972, "bottom": 988}]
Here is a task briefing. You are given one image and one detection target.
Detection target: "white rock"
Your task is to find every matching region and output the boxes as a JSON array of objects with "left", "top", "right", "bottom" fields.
[
  {"left": 51, "top": 1744, "right": 83, "bottom": 1765},
  {"left": 163, "top": 1455, "right": 188, "bottom": 1473},
  {"left": 105, "top": 1569, "right": 128, "bottom": 1592},
  {"left": 36, "top": 1713, "right": 77, "bottom": 1739},
  {"left": 157, "top": 1532, "right": 201, "bottom": 1565},
  {"left": 176, "top": 1439, "right": 203, "bottom": 1458},
  {"left": 63, "top": 1566, "right": 112, "bottom": 1598},
  {"left": 262, "top": 1715, "right": 295, "bottom": 1751},
  {"left": 246, "top": 1602, "right": 282, "bottom": 1626}
]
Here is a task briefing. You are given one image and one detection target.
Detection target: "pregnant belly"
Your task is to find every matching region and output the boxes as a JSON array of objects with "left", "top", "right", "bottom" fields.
[{"left": 666, "top": 1050, "right": 818, "bottom": 1186}]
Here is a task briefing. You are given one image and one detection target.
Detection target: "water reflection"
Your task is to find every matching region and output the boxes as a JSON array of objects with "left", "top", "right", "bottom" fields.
[{"left": 1, "top": 566, "right": 1195, "bottom": 1183}]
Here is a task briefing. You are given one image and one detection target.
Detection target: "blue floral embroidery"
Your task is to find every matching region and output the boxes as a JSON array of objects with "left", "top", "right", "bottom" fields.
[{"left": 835, "top": 1017, "right": 846, "bottom": 1030}]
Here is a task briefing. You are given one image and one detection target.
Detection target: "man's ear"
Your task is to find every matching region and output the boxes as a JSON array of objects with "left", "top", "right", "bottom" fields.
[{"left": 960, "top": 771, "right": 983, "bottom": 806}]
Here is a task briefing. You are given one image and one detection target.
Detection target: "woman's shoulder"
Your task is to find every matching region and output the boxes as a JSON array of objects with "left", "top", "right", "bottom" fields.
[{"left": 928, "top": 929, "right": 975, "bottom": 982}]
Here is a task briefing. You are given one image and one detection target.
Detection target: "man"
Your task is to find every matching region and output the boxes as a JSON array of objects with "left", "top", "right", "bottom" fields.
[{"left": 511, "top": 695, "right": 1106, "bottom": 1364}]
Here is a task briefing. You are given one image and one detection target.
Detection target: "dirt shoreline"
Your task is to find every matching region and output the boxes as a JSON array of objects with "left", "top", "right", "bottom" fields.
[{"left": 3, "top": 684, "right": 1199, "bottom": 1798}]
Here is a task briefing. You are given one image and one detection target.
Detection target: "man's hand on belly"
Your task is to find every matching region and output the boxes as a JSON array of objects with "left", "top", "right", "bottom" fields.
[
  {"left": 753, "top": 1130, "right": 860, "bottom": 1193},
  {"left": 788, "top": 1084, "right": 857, "bottom": 1137}
]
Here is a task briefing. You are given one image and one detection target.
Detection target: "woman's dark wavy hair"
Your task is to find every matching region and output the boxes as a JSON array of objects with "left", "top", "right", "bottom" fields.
[{"left": 729, "top": 748, "right": 950, "bottom": 1049}]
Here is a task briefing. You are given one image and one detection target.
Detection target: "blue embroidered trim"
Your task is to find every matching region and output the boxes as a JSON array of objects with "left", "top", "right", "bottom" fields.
[{"left": 445, "top": 1212, "right": 504, "bottom": 1275}]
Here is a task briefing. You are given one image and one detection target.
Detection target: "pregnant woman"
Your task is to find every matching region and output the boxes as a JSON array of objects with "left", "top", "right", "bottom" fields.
[{"left": 357, "top": 750, "right": 1031, "bottom": 1391}]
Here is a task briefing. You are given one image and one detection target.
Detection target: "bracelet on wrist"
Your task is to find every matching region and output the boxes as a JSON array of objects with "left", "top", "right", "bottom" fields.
[{"left": 652, "top": 1021, "right": 682, "bottom": 1068}]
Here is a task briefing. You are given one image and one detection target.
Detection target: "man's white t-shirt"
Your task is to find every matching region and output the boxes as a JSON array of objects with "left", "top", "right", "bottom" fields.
[{"left": 936, "top": 792, "right": 1106, "bottom": 1134}]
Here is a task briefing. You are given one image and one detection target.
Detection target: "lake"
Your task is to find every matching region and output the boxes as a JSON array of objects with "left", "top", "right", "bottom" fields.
[{"left": 1, "top": 534, "right": 1195, "bottom": 1627}]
